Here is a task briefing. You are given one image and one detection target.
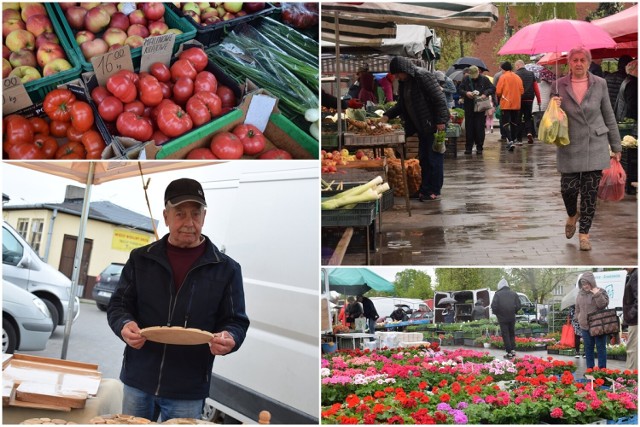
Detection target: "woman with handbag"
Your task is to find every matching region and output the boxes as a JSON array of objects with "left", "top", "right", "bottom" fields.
[
  {"left": 458, "top": 65, "right": 495, "bottom": 155},
  {"left": 575, "top": 272, "right": 610, "bottom": 369}
]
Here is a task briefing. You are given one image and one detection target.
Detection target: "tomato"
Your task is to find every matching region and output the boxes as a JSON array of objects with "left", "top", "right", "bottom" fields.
[
  {"left": 170, "top": 59, "right": 197, "bottom": 82},
  {"left": 91, "top": 86, "right": 110, "bottom": 105},
  {"left": 4, "top": 115, "right": 34, "bottom": 148},
  {"left": 157, "top": 104, "right": 193, "bottom": 138},
  {"left": 43, "top": 89, "right": 76, "bottom": 122},
  {"left": 116, "top": 111, "right": 153, "bottom": 141},
  {"left": 172, "top": 77, "right": 194, "bottom": 104},
  {"left": 33, "top": 133, "right": 58, "bottom": 159},
  {"left": 152, "top": 99, "right": 176, "bottom": 121},
  {"left": 49, "top": 120, "right": 70, "bottom": 138},
  {"left": 107, "top": 74, "right": 137, "bottom": 103},
  {"left": 29, "top": 117, "right": 49, "bottom": 136},
  {"left": 186, "top": 147, "right": 218, "bottom": 159},
  {"left": 98, "top": 96, "right": 124, "bottom": 122},
  {"left": 216, "top": 85, "right": 236, "bottom": 108},
  {"left": 179, "top": 47, "right": 208, "bottom": 72},
  {"left": 194, "top": 91, "right": 222, "bottom": 117},
  {"left": 81, "top": 130, "right": 106, "bottom": 159},
  {"left": 55, "top": 141, "right": 86, "bottom": 159},
  {"left": 113, "top": 69, "right": 139, "bottom": 86},
  {"left": 210, "top": 132, "right": 243, "bottom": 159},
  {"left": 69, "top": 101, "right": 94, "bottom": 132},
  {"left": 185, "top": 97, "right": 212, "bottom": 127},
  {"left": 194, "top": 71, "right": 217, "bottom": 93},
  {"left": 151, "top": 129, "right": 169, "bottom": 146},
  {"left": 124, "top": 100, "right": 145, "bottom": 116},
  {"left": 139, "top": 75, "right": 163, "bottom": 107},
  {"left": 7, "top": 142, "right": 46, "bottom": 160},
  {"left": 150, "top": 62, "right": 171, "bottom": 83},
  {"left": 233, "top": 124, "right": 266, "bottom": 155},
  {"left": 259, "top": 148, "right": 293, "bottom": 159},
  {"left": 66, "top": 126, "right": 85, "bottom": 142},
  {"left": 159, "top": 82, "right": 172, "bottom": 99}
]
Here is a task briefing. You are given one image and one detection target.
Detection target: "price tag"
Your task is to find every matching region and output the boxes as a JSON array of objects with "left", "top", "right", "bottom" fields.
[
  {"left": 91, "top": 46, "right": 134, "bottom": 87},
  {"left": 139, "top": 34, "right": 176, "bottom": 73},
  {"left": 119, "top": 2, "right": 137, "bottom": 15},
  {"left": 3, "top": 76, "right": 33, "bottom": 115}
]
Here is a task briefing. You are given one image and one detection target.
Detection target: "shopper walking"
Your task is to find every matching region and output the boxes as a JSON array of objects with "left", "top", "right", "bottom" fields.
[
  {"left": 495, "top": 61, "right": 524, "bottom": 151},
  {"left": 493, "top": 67, "right": 508, "bottom": 141},
  {"left": 555, "top": 47, "right": 622, "bottom": 251},
  {"left": 458, "top": 65, "right": 495, "bottom": 155},
  {"left": 623, "top": 268, "right": 637, "bottom": 371},
  {"left": 575, "top": 272, "right": 609, "bottom": 369},
  {"left": 491, "top": 278, "right": 522, "bottom": 359},
  {"left": 381, "top": 56, "right": 449, "bottom": 201},
  {"left": 515, "top": 60, "right": 541, "bottom": 144}
]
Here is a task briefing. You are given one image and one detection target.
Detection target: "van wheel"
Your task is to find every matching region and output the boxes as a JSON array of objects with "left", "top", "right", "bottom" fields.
[
  {"left": 2, "top": 318, "right": 17, "bottom": 354},
  {"left": 42, "top": 299, "right": 59, "bottom": 336},
  {"left": 96, "top": 303, "right": 107, "bottom": 312}
]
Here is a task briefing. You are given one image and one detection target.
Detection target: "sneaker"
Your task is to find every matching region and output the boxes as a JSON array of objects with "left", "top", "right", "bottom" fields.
[
  {"left": 527, "top": 133, "right": 534, "bottom": 144},
  {"left": 583, "top": 355, "right": 586, "bottom": 358},
  {"left": 503, "top": 353, "right": 512, "bottom": 359},
  {"left": 575, "top": 354, "right": 580, "bottom": 358},
  {"left": 506, "top": 141, "right": 515, "bottom": 151},
  {"left": 509, "top": 350, "right": 516, "bottom": 357}
]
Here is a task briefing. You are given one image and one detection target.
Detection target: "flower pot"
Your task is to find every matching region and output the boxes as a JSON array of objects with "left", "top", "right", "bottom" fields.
[
  {"left": 483, "top": 342, "right": 491, "bottom": 348},
  {"left": 322, "top": 342, "right": 337, "bottom": 354}
]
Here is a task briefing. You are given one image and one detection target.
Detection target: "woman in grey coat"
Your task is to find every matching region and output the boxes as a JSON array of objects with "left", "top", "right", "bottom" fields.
[
  {"left": 574, "top": 272, "right": 609, "bottom": 369},
  {"left": 555, "top": 47, "right": 622, "bottom": 251}
]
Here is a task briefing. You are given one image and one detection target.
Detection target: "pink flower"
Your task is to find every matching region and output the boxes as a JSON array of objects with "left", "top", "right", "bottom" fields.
[
  {"left": 590, "top": 399, "right": 602, "bottom": 410},
  {"left": 550, "top": 408, "right": 563, "bottom": 419},
  {"left": 575, "top": 401, "right": 587, "bottom": 412}
]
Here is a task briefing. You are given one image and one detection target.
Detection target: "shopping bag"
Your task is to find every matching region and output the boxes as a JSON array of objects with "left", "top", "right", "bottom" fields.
[
  {"left": 538, "top": 98, "right": 569, "bottom": 146},
  {"left": 560, "top": 318, "right": 575, "bottom": 347},
  {"left": 473, "top": 96, "right": 492, "bottom": 113},
  {"left": 588, "top": 308, "right": 620, "bottom": 336},
  {"left": 495, "top": 105, "right": 502, "bottom": 120},
  {"left": 433, "top": 130, "right": 446, "bottom": 154},
  {"left": 598, "top": 158, "right": 626, "bottom": 202},
  {"left": 355, "top": 317, "right": 367, "bottom": 332}
]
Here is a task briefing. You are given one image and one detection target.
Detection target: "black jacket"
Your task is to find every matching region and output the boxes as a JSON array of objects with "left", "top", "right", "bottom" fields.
[
  {"left": 457, "top": 74, "right": 496, "bottom": 115},
  {"left": 361, "top": 297, "right": 379, "bottom": 320},
  {"left": 623, "top": 269, "right": 638, "bottom": 326},
  {"left": 516, "top": 68, "right": 536, "bottom": 100},
  {"left": 384, "top": 57, "right": 449, "bottom": 137},
  {"left": 107, "top": 234, "right": 250, "bottom": 399},
  {"left": 471, "top": 304, "right": 488, "bottom": 320},
  {"left": 491, "top": 286, "right": 522, "bottom": 323}
]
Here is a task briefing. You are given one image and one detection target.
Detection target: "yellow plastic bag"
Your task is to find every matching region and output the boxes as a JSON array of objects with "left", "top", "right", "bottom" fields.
[{"left": 539, "top": 98, "right": 570, "bottom": 146}]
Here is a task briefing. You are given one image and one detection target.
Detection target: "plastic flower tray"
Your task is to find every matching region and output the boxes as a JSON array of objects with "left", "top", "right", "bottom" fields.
[{"left": 607, "top": 415, "right": 638, "bottom": 424}]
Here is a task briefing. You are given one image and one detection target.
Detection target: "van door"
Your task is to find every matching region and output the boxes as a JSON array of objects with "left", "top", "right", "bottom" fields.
[
  {"left": 433, "top": 291, "right": 452, "bottom": 323},
  {"left": 2, "top": 225, "right": 31, "bottom": 289}
]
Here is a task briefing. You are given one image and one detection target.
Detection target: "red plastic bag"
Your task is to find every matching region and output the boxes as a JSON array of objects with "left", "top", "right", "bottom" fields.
[
  {"left": 560, "top": 318, "right": 575, "bottom": 347},
  {"left": 598, "top": 158, "right": 626, "bottom": 201}
]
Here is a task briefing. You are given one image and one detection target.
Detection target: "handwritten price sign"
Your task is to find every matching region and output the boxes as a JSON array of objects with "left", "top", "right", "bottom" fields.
[
  {"left": 139, "top": 34, "right": 176, "bottom": 73},
  {"left": 2, "top": 76, "right": 32, "bottom": 115},
  {"left": 91, "top": 45, "right": 134, "bottom": 86}
]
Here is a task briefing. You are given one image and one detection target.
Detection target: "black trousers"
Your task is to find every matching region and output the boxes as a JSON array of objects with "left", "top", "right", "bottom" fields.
[
  {"left": 560, "top": 171, "right": 602, "bottom": 235},
  {"left": 499, "top": 321, "right": 516, "bottom": 353},
  {"left": 517, "top": 100, "right": 534, "bottom": 141},
  {"left": 501, "top": 109, "right": 520, "bottom": 142},
  {"left": 465, "top": 112, "right": 486, "bottom": 152}
]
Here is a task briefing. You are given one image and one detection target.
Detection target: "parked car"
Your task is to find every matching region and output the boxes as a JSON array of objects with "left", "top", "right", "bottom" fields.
[
  {"left": 92, "top": 263, "right": 125, "bottom": 311},
  {"left": 3, "top": 280, "right": 54, "bottom": 354}
]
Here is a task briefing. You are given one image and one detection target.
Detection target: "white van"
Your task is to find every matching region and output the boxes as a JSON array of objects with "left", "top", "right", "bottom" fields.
[
  {"left": 2, "top": 221, "right": 79, "bottom": 331},
  {"left": 434, "top": 288, "right": 536, "bottom": 323}
]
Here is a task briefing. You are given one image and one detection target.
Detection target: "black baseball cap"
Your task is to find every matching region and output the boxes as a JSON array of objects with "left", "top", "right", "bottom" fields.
[{"left": 164, "top": 178, "right": 207, "bottom": 207}]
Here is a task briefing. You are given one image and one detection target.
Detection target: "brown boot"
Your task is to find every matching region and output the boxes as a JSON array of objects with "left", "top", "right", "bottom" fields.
[
  {"left": 565, "top": 214, "right": 579, "bottom": 239},
  {"left": 579, "top": 233, "right": 591, "bottom": 251}
]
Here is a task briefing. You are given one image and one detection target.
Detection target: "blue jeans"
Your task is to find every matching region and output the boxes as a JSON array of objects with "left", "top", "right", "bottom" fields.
[
  {"left": 123, "top": 384, "right": 205, "bottom": 421},
  {"left": 581, "top": 328, "right": 607, "bottom": 369},
  {"left": 417, "top": 131, "right": 444, "bottom": 196}
]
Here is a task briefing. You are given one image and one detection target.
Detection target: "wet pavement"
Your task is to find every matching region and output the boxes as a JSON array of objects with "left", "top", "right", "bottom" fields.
[{"left": 323, "top": 131, "right": 638, "bottom": 266}]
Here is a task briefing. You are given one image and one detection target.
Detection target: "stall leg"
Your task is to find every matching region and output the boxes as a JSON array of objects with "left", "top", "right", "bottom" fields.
[{"left": 399, "top": 144, "right": 411, "bottom": 216}]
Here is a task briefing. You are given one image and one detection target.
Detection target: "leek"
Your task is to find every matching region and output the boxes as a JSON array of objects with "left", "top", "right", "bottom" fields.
[
  {"left": 327, "top": 176, "right": 383, "bottom": 200},
  {"left": 321, "top": 189, "right": 381, "bottom": 210}
]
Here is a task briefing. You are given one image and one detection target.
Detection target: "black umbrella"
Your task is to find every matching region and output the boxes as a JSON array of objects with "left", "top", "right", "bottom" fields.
[
  {"left": 447, "top": 69, "right": 465, "bottom": 82},
  {"left": 453, "top": 56, "right": 489, "bottom": 72}
]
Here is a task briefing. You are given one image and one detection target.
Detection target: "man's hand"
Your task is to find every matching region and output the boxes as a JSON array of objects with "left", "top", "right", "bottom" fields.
[
  {"left": 466, "top": 91, "right": 474, "bottom": 99},
  {"left": 121, "top": 321, "right": 146, "bottom": 349},
  {"left": 209, "top": 331, "right": 235, "bottom": 356},
  {"left": 380, "top": 115, "right": 389, "bottom": 124}
]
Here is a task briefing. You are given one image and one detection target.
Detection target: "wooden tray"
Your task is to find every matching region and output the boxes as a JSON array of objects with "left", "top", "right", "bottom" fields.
[
  {"left": 139, "top": 326, "right": 214, "bottom": 345},
  {"left": 15, "top": 382, "right": 87, "bottom": 409}
]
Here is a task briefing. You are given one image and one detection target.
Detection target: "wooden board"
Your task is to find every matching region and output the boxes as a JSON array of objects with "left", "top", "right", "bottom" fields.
[
  {"left": 3, "top": 354, "right": 13, "bottom": 369},
  {"left": 140, "top": 326, "right": 214, "bottom": 345},
  {"left": 11, "top": 354, "right": 99, "bottom": 371},
  {"left": 15, "top": 382, "right": 87, "bottom": 409},
  {"left": 9, "top": 386, "right": 71, "bottom": 412}
]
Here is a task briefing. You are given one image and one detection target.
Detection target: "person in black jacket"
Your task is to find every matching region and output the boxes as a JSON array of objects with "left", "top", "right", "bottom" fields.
[
  {"left": 491, "top": 278, "right": 521, "bottom": 359},
  {"left": 623, "top": 268, "right": 637, "bottom": 370},
  {"left": 458, "top": 65, "right": 495, "bottom": 155},
  {"left": 359, "top": 296, "right": 379, "bottom": 339},
  {"left": 107, "top": 178, "right": 250, "bottom": 421},
  {"left": 381, "top": 56, "right": 450, "bottom": 202},
  {"left": 515, "top": 60, "right": 540, "bottom": 144},
  {"left": 471, "top": 301, "right": 488, "bottom": 320}
]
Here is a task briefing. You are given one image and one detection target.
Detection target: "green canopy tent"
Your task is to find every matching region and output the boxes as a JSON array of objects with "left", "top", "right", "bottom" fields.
[{"left": 328, "top": 268, "right": 395, "bottom": 295}]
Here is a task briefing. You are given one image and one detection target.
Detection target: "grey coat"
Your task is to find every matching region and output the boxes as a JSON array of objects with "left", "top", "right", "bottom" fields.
[{"left": 556, "top": 72, "right": 622, "bottom": 174}]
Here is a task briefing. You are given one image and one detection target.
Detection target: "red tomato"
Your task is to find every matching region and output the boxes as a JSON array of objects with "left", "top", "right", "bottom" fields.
[
  {"left": 149, "top": 62, "right": 171, "bottom": 83},
  {"left": 113, "top": 69, "right": 139, "bottom": 86},
  {"left": 186, "top": 147, "right": 218, "bottom": 159},
  {"left": 156, "top": 104, "right": 193, "bottom": 138},
  {"left": 194, "top": 71, "right": 217, "bottom": 93},
  {"left": 70, "top": 101, "right": 94, "bottom": 132},
  {"left": 216, "top": 85, "right": 236, "bottom": 108},
  {"left": 172, "top": 77, "right": 194, "bottom": 104},
  {"left": 7, "top": 142, "right": 46, "bottom": 160},
  {"left": 159, "top": 82, "right": 172, "bottom": 99},
  {"left": 107, "top": 74, "right": 137, "bottom": 103},
  {"left": 259, "top": 148, "right": 293, "bottom": 159},
  {"left": 185, "top": 97, "right": 211, "bottom": 127},
  {"left": 170, "top": 59, "right": 197, "bottom": 82},
  {"left": 152, "top": 99, "right": 176, "bottom": 122},
  {"left": 98, "top": 96, "right": 124, "bottom": 122},
  {"left": 91, "top": 86, "right": 110, "bottom": 105},
  {"left": 49, "top": 120, "right": 70, "bottom": 138},
  {"left": 179, "top": 47, "right": 208, "bottom": 72},
  {"left": 4, "top": 115, "right": 34, "bottom": 148},
  {"left": 43, "top": 89, "right": 76, "bottom": 122},
  {"left": 33, "top": 133, "right": 58, "bottom": 159},
  {"left": 55, "top": 141, "right": 86, "bottom": 159},
  {"left": 151, "top": 129, "right": 169, "bottom": 146},
  {"left": 29, "top": 117, "right": 49, "bottom": 136},
  {"left": 124, "top": 100, "right": 146, "bottom": 116},
  {"left": 81, "top": 130, "right": 106, "bottom": 159},
  {"left": 116, "top": 111, "right": 153, "bottom": 141},
  {"left": 66, "top": 126, "right": 85, "bottom": 142},
  {"left": 139, "top": 75, "right": 163, "bottom": 107},
  {"left": 193, "top": 91, "right": 222, "bottom": 117},
  {"left": 210, "top": 132, "right": 243, "bottom": 159},
  {"left": 233, "top": 124, "right": 266, "bottom": 156}
]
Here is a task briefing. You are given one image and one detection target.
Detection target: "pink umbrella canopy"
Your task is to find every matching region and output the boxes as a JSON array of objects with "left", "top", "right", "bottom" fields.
[{"left": 499, "top": 18, "right": 617, "bottom": 55}]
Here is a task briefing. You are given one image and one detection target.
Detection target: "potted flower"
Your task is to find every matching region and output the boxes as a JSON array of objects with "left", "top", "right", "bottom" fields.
[
  {"left": 607, "top": 344, "right": 627, "bottom": 361},
  {"left": 475, "top": 336, "right": 493, "bottom": 348}
]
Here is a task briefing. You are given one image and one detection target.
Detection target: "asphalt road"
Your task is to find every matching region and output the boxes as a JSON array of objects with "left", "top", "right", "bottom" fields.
[{"left": 19, "top": 299, "right": 125, "bottom": 380}]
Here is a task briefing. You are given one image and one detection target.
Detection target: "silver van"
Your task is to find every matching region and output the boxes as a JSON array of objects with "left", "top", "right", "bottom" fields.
[{"left": 2, "top": 221, "right": 79, "bottom": 331}]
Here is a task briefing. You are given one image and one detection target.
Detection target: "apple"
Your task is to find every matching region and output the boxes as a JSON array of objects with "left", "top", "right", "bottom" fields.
[
  {"left": 36, "top": 31, "right": 60, "bottom": 48},
  {"left": 3, "top": 3, "right": 20, "bottom": 11},
  {"left": 223, "top": 2, "right": 243, "bottom": 13},
  {"left": 80, "top": 2, "right": 101, "bottom": 10},
  {"left": 36, "top": 41, "right": 65, "bottom": 67},
  {"left": 80, "top": 38, "right": 108, "bottom": 59},
  {"left": 243, "top": 3, "right": 265, "bottom": 13},
  {"left": 124, "top": 35, "right": 144, "bottom": 48},
  {"left": 20, "top": 3, "right": 46, "bottom": 23},
  {"left": 99, "top": 3, "right": 117, "bottom": 16},
  {"left": 6, "top": 29, "right": 36, "bottom": 52},
  {"left": 355, "top": 150, "right": 365, "bottom": 160},
  {"left": 103, "top": 27, "right": 127, "bottom": 46},
  {"left": 142, "top": 3, "right": 165, "bottom": 21},
  {"left": 26, "top": 14, "right": 53, "bottom": 37},
  {"left": 165, "top": 28, "right": 183, "bottom": 35},
  {"left": 128, "top": 9, "right": 147, "bottom": 26},
  {"left": 127, "top": 24, "right": 149, "bottom": 38},
  {"left": 43, "top": 58, "right": 72, "bottom": 76},
  {"left": 198, "top": 2, "right": 211, "bottom": 10},
  {"left": 59, "top": 3, "right": 76, "bottom": 11},
  {"left": 84, "top": 7, "right": 111, "bottom": 33},
  {"left": 75, "top": 30, "right": 95, "bottom": 45},
  {"left": 3, "top": 8, "right": 21, "bottom": 22},
  {"left": 216, "top": 5, "right": 226, "bottom": 16},
  {"left": 183, "top": 10, "right": 201, "bottom": 24},
  {"left": 222, "top": 12, "right": 235, "bottom": 21},
  {"left": 2, "top": 16, "right": 25, "bottom": 38},
  {"left": 109, "top": 12, "right": 129, "bottom": 31},
  {"left": 148, "top": 21, "right": 168, "bottom": 36},
  {"left": 9, "top": 65, "right": 41, "bottom": 82},
  {"left": 9, "top": 48, "right": 36, "bottom": 67},
  {"left": 201, "top": 7, "right": 219, "bottom": 19},
  {"left": 65, "top": 6, "right": 88, "bottom": 30},
  {"left": 108, "top": 43, "right": 123, "bottom": 52},
  {"left": 182, "top": 3, "right": 201, "bottom": 15},
  {"left": 235, "top": 10, "right": 247, "bottom": 17},
  {"left": 3, "top": 45, "right": 11, "bottom": 59},
  {"left": 3, "top": 58, "right": 12, "bottom": 77},
  {"left": 203, "top": 16, "right": 221, "bottom": 25}
]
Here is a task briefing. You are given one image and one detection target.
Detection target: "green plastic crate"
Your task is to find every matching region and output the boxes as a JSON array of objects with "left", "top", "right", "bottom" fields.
[
  {"left": 321, "top": 201, "right": 376, "bottom": 227},
  {"left": 53, "top": 4, "right": 196, "bottom": 72},
  {"left": 22, "top": 3, "right": 82, "bottom": 104}
]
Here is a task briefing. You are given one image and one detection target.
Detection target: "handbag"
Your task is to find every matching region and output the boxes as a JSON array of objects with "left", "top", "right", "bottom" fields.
[
  {"left": 587, "top": 308, "right": 620, "bottom": 336},
  {"left": 474, "top": 96, "right": 492, "bottom": 113},
  {"left": 560, "top": 316, "right": 575, "bottom": 347}
]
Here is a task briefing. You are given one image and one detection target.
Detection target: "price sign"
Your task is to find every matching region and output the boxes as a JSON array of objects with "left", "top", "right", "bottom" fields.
[
  {"left": 3, "top": 76, "right": 33, "bottom": 115},
  {"left": 91, "top": 45, "right": 134, "bottom": 87},
  {"left": 119, "top": 2, "right": 137, "bottom": 15},
  {"left": 139, "top": 34, "right": 176, "bottom": 73}
]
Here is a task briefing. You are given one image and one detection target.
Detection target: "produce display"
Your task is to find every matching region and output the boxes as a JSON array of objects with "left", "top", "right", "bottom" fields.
[
  {"left": 280, "top": 2, "right": 318, "bottom": 30},
  {"left": 321, "top": 148, "right": 379, "bottom": 173},
  {"left": 321, "top": 176, "right": 389, "bottom": 210},
  {"left": 3, "top": 3, "right": 73, "bottom": 81},
  {"left": 621, "top": 135, "right": 638, "bottom": 147},
  {"left": 388, "top": 158, "right": 421, "bottom": 197},
  {"left": 172, "top": 2, "right": 269, "bottom": 26}
]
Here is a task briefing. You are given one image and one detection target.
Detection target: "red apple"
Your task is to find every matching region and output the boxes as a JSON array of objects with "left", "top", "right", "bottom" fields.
[
  {"left": 124, "top": 35, "right": 144, "bottom": 48},
  {"left": 103, "top": 27, "right": 127, "bottom": 46},
  {"left": 201, "top": 7, "right": 219, "bottom": 20},
  {"left": 43, "top": 58, "right": 72, "bottom": 76},
  {"left": 84, "top": 6, "right": 111, "bottom": 33},
  {"left": 3, "top": 9, "right": 21, "bottom": 21},
  {"left": 108, "top": 43, "right": 123, "bottom": 52},
  {"left": 128, "top": 9, "right": 147, "bottom": 26},
  {"left": 183, "top": 10, "right": 200, "bottom": 24},
  {"left": 59, "top": 3, "right": 76, "bottom": 11},
  {"left": 5, "top": 29, "right": 36, "bottom": 52},
  {"left": 203, "top": 16, "right": 221, "bottom": 26},
  {"left": 20, "top": 3, "right": 46, "bottom": 23},
  {"left": 142, "top": 3, "right": 165, "bottom": 21},
  {"left": 222, "top": 12, "right": 235, "bottom": 21},
  {"left": 3, "top": 58, "right": 12, "bottom": 78},
  {"left": 2, "top": 16, "right": 25, "bottom": 38},
  {"left": 127, "top": 24, "right": 149, "bottom": 38},
  {"left": 148, "top": 21, "right": 168, "bottom": 36},
  {"left": 36, "top": 42, "right": 65, "bottom": 67},
  {"left": 109, "top": 12, "right": 129, "bottom": 31},
  {"left": 75, "top": 30, "right": 95, "bottom": 45},
  {"left": 36, "top": 31, "right": 60, "bottom": 48},
  {"left": 9, "top": 48, "right": 36, "bottom": 67},
  {"left": 25, "top": 14, "right": 53, "bottom": 37},
  {"left": 65, "top": 6, "right": 88, "bottom": 30},
  {"left": 81, "top": 38, "right": 108, "bottom": 60},
  {"left": 243, "top": 3, "right": 265, "bottom": 13},
  {"left": 3, "top": 45, "right": 11, "bottom": 59}
]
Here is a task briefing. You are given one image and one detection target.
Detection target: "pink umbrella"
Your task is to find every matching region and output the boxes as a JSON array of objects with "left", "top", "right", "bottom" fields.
[{"left": 499, "top": 19, "right": 617, "bottom": 55}]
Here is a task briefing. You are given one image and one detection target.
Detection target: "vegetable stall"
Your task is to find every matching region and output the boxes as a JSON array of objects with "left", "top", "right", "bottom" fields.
[{"left": 2, "top": 2, "right": 319, "bottom": 160}]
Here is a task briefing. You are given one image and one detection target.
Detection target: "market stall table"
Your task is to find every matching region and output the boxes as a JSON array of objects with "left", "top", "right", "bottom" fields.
[{"left": 335, "top": 333, "right": 377, "bottom": 350}]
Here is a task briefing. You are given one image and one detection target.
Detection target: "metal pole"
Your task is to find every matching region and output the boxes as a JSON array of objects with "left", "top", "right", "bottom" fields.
[
  {"left": 61, "top": 162, "right": 95, "bottom": 359},
  {"left": 334, "top": 11, "right": 343, "bottom": 151}
]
